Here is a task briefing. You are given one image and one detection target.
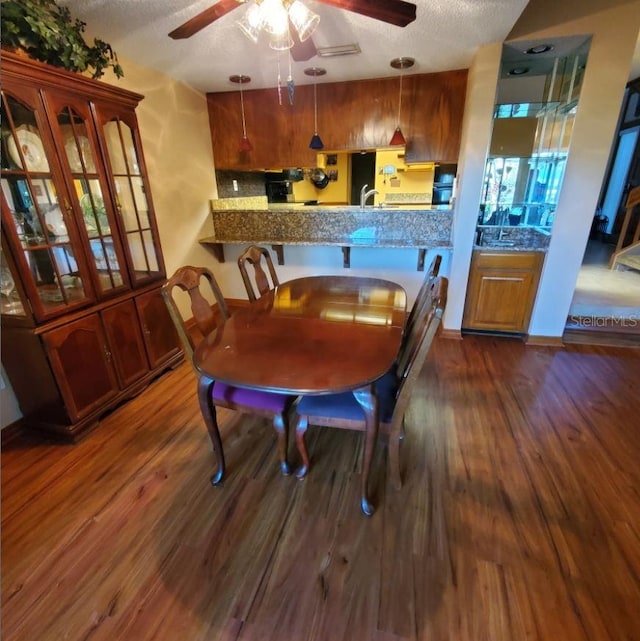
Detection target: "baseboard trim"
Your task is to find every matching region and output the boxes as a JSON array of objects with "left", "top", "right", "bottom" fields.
[
  {"left": 526, "top": 335, "right": 564, "bottom": 347},
  {"left": 440, "top": 328, "right": 463, "bottom": 340},
  {"left": 1, "top": 419, "right": 25, "bottom": 447}
]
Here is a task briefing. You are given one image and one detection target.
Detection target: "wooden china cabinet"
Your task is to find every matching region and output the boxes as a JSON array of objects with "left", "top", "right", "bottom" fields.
[{"left": 0, "top": 51, "right": 182, "bottom": 440}]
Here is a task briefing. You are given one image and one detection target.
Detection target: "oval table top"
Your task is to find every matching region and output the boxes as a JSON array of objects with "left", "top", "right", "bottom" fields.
[{"left": 194, "top": 275, "right": 407, "bottom": 395}]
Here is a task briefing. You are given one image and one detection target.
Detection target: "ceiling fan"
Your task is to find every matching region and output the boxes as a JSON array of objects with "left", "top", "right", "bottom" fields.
[{"left": 168, "top": 0, "right": 417, "bottom": 62}]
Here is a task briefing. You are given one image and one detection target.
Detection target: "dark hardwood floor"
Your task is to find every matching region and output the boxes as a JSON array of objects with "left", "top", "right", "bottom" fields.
[{"left": 2, "top": 335, "right": 640, "bottom": 641}]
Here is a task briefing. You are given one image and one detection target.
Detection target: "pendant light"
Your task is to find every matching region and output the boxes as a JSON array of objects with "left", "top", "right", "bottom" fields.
[
  {"left": 305, "top": 67, "right": 326, "bottom": 150},
  {"left": 230, "top": 74, "right": 252, "bottom": 152},
  {"left": 389, "top": 57, "right": 415, "bottom": 146}
]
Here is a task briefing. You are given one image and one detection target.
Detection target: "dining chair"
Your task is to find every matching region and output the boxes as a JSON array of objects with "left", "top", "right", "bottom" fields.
[
  {"left": 162, "top": 265, "right": 295, "bottom": 483},
  {"left": 292, "top": 276, "right": 448, "bottom": 492},
  {"left": 403, "top": 253, "right": 442, "bottom": 341},
  {"left": 237, "top": 245, "right": 280, "bottom": 301}
]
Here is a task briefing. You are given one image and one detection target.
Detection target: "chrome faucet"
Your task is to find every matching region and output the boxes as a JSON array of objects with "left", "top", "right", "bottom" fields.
[{"left": 360, "top": 184, "right": 379, "bottom": 209}]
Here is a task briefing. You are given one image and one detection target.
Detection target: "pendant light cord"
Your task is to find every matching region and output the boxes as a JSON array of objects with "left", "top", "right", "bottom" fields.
[
  {"left": 240, "top": 83, "right": 248, "bottom": 137},
  {"left": 313, "top": 80, "right": 318, "bottom": 134},
  {"left": 397, "top": 71, "right": 403, "bottom": 128}
]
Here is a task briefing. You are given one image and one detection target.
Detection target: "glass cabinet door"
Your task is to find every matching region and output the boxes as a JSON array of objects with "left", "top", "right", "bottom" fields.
[
  {"left": 1, "top": 89, "right": 94, "bottom": 320},
  {"left": 51, "top": 100, "right": 130, "bottom": 296},
  {"left": 100, "top": 112, "right": 165, "bottom": 286}
]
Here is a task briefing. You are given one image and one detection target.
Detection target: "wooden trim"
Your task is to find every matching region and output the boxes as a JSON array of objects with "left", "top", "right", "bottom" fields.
[
  {"left": 440, "top": 328, "right": 463, "bottom": 340},
  {"left": 1, "top": 419, "right": 26, "bottom": 447},
  {"left": 526, "top": 335, "right": 565, "bottom": 347}
]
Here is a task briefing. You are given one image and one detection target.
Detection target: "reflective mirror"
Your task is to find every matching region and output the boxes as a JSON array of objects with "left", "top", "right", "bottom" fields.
[{"left": 477, "top": 36, "right": 592, "bottom": 245}]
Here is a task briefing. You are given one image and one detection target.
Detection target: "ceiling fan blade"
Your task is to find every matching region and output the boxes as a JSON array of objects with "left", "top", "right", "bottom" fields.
[
  {"left": 169, "top": 0, "right": 243, "bottom": 39},
  {"left": 290, "top": 23, "right": 317, "bottom": 62},
  {"left": 315, "top": 0, "right": 416, "bottom": 27}
]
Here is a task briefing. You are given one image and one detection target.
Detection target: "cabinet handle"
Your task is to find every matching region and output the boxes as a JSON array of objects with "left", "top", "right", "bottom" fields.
[
  {"left": 63, "top": 198, "right": 73, "bottom": 215},
  {"left": 143, "top": 324, "right": 150, "bottom": 336},
  {"left": 104, "top": 346, "right": 112, "bottom": 362}
]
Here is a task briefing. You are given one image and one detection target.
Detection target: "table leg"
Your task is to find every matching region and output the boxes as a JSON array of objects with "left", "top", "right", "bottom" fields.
[
  {"left": 197, "top": 375, "right": 226, "bottom": 485},
  {"left": 353, "top": 385, "right": 379, "bottom": 516}
]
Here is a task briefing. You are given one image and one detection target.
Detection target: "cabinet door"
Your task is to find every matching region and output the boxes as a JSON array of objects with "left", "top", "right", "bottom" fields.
[
  {"left": 42, "top": 314, "right": 119, "bottom": 422},
  {"left": 101, "top": 299, "right": 149, "bottom": 387},
  {"left": 463, "top": 252, "right": 542, "bottom": 333},
  {"left": 94, "top": 105, "right": 166, "bottom": 287},
  {"left": 135, "top": 288, "right": 181, "bottom": 368},
  {"left": 44, "top": 91, "right": 131, "bottom": 299},
  {"left": 1, "top": 84, "right": 96, "bottom": 322}
]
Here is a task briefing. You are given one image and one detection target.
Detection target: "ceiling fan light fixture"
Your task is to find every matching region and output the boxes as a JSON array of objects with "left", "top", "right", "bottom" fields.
[
  {"left": 289, "top": 0, "right": 320, "bottom": 42},
  {"left": 236, "top": 0, "right": 319, "bottom": 50}
]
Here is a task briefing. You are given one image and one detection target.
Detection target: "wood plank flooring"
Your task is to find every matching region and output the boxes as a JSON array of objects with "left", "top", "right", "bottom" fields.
[{"left": 2, "top": 335, "right": 640, "bottom": 641}]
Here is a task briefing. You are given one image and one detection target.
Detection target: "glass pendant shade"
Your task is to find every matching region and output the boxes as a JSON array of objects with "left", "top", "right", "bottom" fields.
[
  {"left": 236, "top": 4, "right": 263, "bottom": 42},
  {"left": 289, "top": 0, "right": 320, "bottom": 41},
  {"left": 309, "top": 133, "right": 324, "bottom": 150},
  {"left": 239, "top": 135, "right": 253, "bottom": 152},
  {"left": 261, "top": 0, "right": 289, "bottom": 35},
  {"left": 389, "top": 127, "right": 406, "bottom": 146},
  {"left": 269, "top": 31, "right": 294, "bottom": 51}
]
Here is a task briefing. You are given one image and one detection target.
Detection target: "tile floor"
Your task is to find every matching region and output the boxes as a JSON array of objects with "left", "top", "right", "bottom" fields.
[{"left": 569, "top": 240, "right": 640, "bottom": 320}]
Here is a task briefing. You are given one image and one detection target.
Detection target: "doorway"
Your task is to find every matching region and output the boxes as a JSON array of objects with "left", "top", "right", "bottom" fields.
[
  {"left": 350, "top": 152, "right": 376, "bottom": 205},
  {"left": 567, "top": 79, "right": 640, "bottom": 341}
]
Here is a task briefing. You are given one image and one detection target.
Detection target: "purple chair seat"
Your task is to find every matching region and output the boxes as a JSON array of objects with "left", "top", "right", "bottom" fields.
[{"left": 212, "top": 381, "right": 291, "bottom": 413}]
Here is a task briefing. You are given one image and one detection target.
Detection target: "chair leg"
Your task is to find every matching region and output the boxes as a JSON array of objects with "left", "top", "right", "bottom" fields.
[
  {"left": 272, "top": 413, "right": 291, "bottom": 476},
  {"left": 197, "top": 376, "right": 225, "bottom": 485},
  {"left": 295, "top": 415, "right": 310, "bottom": 480}
]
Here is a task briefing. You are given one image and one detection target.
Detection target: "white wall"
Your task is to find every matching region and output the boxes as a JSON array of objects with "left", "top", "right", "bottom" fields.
[
  {"left": 444, "top": 43, "right": 502, "bottom": 332},
  {"left": 520, "top": 1, "right": 640, "bottom": 337}
]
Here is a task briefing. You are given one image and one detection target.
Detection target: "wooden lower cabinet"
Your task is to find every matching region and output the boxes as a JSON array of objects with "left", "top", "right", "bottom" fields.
[
  {"left": 42, "top": 314, "right": 120, "bottom": 423},
  {"left": 463, "top": 251, "right": 544, "bottom": 334},
  {"left": 1, "top": 284, "right": 182, "bottom": 440},
  {"left": 135, "top": 288, "right": 182, "bottom": 369}
]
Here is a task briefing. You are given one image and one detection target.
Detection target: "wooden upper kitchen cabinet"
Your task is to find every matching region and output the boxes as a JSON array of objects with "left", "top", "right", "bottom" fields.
[
  {"left": 0, "top": 50, "right": 182, "bottom": 440},
  {"left": 463, "top": 251, "right": 544, "bottom": 335},
  {"left": 207, "top": 69, "right": 468, "bottom": 170}
]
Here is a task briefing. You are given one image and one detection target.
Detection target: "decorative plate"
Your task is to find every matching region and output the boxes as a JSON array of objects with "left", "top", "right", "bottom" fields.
[
  {"left": 7, "top": 129, "right": 50, "bottom": 172},
  {"left": 65, "top": 135, "right": 94, "bottom": 173}
]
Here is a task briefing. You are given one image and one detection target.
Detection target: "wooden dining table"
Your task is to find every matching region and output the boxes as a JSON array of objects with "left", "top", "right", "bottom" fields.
[{"left": 193, "top": 275, "right": 407, "bottom": 515}]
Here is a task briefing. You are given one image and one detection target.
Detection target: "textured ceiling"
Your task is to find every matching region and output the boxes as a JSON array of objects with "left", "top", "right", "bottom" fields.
[
  {"left": 58, "top": 0, "right": 640, "bottom": 94},
  {"left": 58, "top": 0, "right": 530, "bottom": 93}
]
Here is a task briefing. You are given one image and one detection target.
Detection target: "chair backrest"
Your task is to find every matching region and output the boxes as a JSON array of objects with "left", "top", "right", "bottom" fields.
[
  {"left": 404, "top": 253, "right": 442, "bottom": 342},
  {"left": 237, "top": 245, "right": 280, "bottom": 301},
  {"left": 162, "top": 266, "right": 230, "bottom": 365},
  {"left": 391, "top": 276, "right": 448, "bottom": 423}
]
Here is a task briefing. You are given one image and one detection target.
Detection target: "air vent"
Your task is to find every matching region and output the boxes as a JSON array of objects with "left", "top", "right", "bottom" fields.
[{"left": 316, "top": 43, "right": 361, "bottom": 58}]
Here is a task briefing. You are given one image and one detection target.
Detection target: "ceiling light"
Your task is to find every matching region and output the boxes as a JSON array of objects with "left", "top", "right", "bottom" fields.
[
  {"left": 305, "top": 67, "right": 326, "bottom": 150},
  {"left": 525, "top": 44, "right": 554, "bottom": 55},
  {"left": 389, "top": 57, "right": 415, "bottom": 147},
  {"left": 508, "top": 67, "right": 530, "bottom": 76},
  {"left": 230, "top": 74, "right": 253, "bottom": 152},
  {"left": 237, "top": 0, "right": 320, "bottom": 51}
]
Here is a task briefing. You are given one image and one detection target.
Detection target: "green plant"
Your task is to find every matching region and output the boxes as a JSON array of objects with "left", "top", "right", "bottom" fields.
[{"left": 1, "top": 0, "right": 124, "bottom": 79}]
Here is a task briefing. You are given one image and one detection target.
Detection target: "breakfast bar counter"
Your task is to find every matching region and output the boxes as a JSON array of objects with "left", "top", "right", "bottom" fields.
[{"left": 200, "top": 204, "right": 453, "bottom": 270}]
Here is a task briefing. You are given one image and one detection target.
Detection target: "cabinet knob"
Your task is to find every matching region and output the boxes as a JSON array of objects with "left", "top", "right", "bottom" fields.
[{"left": 104, "top": 346, "right": 112, "bottom": 362}]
